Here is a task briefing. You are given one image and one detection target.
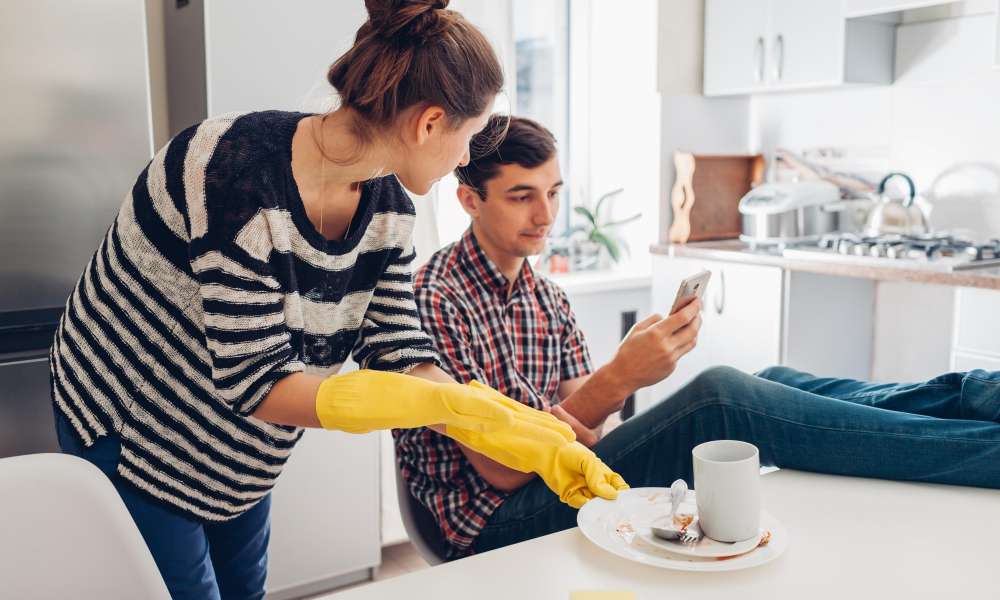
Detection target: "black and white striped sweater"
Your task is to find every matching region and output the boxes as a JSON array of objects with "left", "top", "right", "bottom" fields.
[{"left": 49, "top": 110, "right": 438, "bottom": 521}]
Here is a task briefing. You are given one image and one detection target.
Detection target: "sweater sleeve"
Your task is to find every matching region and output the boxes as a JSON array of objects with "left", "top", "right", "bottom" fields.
[
  {"left": 183, "top": 116, "right": 304, "bottom": 416},
  {"left": 352, "top": 240, "right": 440, "bottom": 372}
]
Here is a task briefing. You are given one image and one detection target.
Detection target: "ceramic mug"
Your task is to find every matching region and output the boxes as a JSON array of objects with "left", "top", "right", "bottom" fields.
[{"left": 692, "top": 440, "right": 760, "bottom": 542}]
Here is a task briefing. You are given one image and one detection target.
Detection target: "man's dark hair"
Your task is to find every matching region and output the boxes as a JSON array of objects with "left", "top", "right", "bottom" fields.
[{"left": 455, "top": 114, "right": 557, "bottom": 199}]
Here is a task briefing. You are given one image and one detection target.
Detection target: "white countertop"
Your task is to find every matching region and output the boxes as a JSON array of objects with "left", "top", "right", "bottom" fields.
[
  {"left": 547, "top": 269, "right": 652, "bottom": 295},
  {"left": 334, "top": 470, "right": 999, "bottom": 599}
]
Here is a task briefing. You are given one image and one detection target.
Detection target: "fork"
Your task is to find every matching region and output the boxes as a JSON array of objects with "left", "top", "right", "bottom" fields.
[{"left": 680, "top": 519, "right": 702, "bottom": 545}]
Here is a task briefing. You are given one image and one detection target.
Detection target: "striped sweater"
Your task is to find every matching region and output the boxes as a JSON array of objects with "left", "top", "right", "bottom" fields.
[{"left": 49, "top": 110, "right": 438, "bottom": 521}]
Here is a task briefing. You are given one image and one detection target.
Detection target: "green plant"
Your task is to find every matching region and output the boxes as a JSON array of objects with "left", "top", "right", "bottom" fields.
[{"left": 569, "top": 188, "right": 641, "bottom": 262}]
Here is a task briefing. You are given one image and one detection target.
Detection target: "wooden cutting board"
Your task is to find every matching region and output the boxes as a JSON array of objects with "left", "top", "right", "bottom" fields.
[{"left": 669, "top": 152, "right": 765, "bottom": 243}]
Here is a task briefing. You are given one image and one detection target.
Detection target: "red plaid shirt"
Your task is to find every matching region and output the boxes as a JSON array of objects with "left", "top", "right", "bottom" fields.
[{"left": 394, "top": 228, "right": 592, "bottom": 557}]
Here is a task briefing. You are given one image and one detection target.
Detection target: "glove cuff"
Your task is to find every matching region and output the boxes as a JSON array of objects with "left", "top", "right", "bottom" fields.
[{"left": 315, "top": 372, "right": 368, "bottom": 431}]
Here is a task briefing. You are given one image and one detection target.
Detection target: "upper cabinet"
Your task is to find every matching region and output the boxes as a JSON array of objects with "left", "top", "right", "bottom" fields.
[
  {"left": 767, "top": 0, "right": 846, "bottom": 88},
  {"left": 995, "top": 6, "right": 1000, "bottom": 68},
  {"left": 703, "top": 0, "right": 770, "bottom": 94},
  {"left": 703, "top": 0, "right": 963, "bottom": 96},
  {"left": 843, "top": 0, "right": 960, "bottom": 18}
]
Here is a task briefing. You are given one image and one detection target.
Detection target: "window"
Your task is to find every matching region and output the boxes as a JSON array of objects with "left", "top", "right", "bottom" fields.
[
  {"left": 431, "top": 0, "right": 577, "bottom": 247},
  {"left": 512, "top": 0, "right": 571, "bottom": 234}
]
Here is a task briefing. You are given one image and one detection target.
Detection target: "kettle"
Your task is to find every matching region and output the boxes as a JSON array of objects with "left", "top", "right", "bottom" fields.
[{"left": 864, "top": 172, "right": 930, "bottom": 237}]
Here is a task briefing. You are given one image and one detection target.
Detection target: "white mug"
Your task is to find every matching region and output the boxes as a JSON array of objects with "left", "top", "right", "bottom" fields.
[{"left": 692, "top": 440, "right": 760, "bottom": 543}]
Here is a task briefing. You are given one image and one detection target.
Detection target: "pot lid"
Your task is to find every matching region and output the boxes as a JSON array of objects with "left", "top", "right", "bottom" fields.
[{"left": 738, "top": 181, "right": 840, "bottom": 215}]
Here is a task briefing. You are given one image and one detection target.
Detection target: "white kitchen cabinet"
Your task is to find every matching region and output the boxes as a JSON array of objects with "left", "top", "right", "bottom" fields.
[
  {"left": 703, "top": 0, "right": 895, "bottom": 96},
  {"left": 952, "top": 351, "right": 1000, "bottom": 372},
  {"left": 645, "top": 256, "right": 784, "bottom": 409},
  {"left": 952, "top": 287, "right": 1000, "bottom": 357},
  {"left": 704, "top": 0, "right": 770, "bottom": 94},
  {"left": 643, "top": 255, "right": 876, "bottom": 414},
  {"left": 995, "top": 4, "right": 1000, "bottom": 68},
  {"left": 843, "top": 0, "right": 960, "bottom": 18},
  {"left": 267, "top": 429, "right": 380, "bottom": 600},
  {"left": 768, "top": 0, "right": 845, "bottom": 87},
  {"left": 951, "top": 287, "right": 1000, "bottom": 371}
]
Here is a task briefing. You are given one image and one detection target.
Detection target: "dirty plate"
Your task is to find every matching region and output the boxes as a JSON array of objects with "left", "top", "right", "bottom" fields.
[{"left": 577, "top": 487, "right": 788, "bottom": 572}]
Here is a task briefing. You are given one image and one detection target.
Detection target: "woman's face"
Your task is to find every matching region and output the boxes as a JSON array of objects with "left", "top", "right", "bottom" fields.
[{"left": 394, "top": 106, "right": 492, "bottom": 196}]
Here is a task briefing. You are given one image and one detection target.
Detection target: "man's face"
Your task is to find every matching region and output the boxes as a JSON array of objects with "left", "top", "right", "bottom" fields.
[{"left": 473, "top": 157, "right": 562, "bottom": 258}]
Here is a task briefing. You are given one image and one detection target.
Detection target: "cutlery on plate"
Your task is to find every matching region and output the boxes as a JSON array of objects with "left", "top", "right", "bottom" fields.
[
  {"left": 650, "top": 480, "right": 689, "bottom": 541},
  {"left": 680, "top": 518, "right": 702, "bottom": 545}
]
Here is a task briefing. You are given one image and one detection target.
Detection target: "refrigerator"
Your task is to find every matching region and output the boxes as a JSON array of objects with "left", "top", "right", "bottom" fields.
[{"left": 0, "top": 0, "right": 154, "bottom": 457}]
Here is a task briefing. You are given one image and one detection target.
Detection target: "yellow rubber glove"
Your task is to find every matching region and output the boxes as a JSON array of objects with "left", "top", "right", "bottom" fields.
[
  {"left": 314, "top": 370, "right": 574, "bottom": 438},
  {"left": 446, "top": 382, "right": 629, "bottom": 508}
]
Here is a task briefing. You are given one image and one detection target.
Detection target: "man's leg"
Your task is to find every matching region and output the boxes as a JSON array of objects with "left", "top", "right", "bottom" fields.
[
  {"left": 755, "top": 365, "right": 965, "bottom": 418},
  {"left": 205, "top": 494, "right": 271, "bottom": 600},
  {"left": 757, "top": 366, "right": 1000, "bottom": 423},
  {"left": 472, "top": 366, "right": 1000, "bottom": 553}
]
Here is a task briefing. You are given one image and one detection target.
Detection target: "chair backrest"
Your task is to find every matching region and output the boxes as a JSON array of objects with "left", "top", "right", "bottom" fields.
[
  {"left": 0, "top": 453, "right": 170, "bottom": 599},
  {"left": 394, "top": 461, "right": 450, "bottom": 565}
]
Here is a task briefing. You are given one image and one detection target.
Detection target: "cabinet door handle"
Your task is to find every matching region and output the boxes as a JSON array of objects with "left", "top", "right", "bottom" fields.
[
  {"left": 754, "top": 36, "right": 765, "bottom": 83},
  {"left": 714, "top": 270, "right": 726, "bottom": 315},
  {"left": 774, "top": 34, "right": 785, "bottom": 81}
]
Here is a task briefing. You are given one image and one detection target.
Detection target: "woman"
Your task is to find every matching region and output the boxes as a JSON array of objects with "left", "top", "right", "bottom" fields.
[{"left": 48, "top": 1, "right": 625, "bottom": 597}]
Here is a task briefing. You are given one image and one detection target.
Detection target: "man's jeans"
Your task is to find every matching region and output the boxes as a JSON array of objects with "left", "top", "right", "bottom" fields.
[{"left": 472, "top": 366, "right": 1000, "bottom": 554}]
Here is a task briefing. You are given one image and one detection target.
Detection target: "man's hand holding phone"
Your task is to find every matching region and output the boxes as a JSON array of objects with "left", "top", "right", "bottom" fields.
[{"left": 606, "top": 297, "right": 703, "bottom": 393}]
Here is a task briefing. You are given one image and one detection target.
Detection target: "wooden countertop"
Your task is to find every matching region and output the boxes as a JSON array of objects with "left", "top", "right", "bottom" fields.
[{"left": 650, "top": 240, "right": 1000, "bottom": 290}]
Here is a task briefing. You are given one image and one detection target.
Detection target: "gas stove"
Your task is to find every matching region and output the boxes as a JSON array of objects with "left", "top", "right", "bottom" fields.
[{"left": 781, "top": 233, "right": 1000, "bottom": 271}]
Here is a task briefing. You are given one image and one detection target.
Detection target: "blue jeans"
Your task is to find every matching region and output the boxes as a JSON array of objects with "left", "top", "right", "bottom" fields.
[
  {"left": 472, "top": 366, "right": 1000, "bottom": 553},
  {"left": 54, "top": 411, "right": 270, "bottom": 600}
]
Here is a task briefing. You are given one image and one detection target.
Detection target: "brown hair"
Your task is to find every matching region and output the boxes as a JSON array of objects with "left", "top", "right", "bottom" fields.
[
  {"left": 327, "top": 0, "right": 504, "bottom": 139},
  {"left": 455, "top": 115, "right": 557, "bottom": 199}
]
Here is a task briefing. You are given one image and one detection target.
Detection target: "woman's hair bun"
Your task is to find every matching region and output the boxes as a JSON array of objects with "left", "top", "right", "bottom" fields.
[
  {"left": 364, "top": 0, "right": 450, "bottom": 43},
  {"left": 327, "top": 0, "right": 502, "bottom": 130}
]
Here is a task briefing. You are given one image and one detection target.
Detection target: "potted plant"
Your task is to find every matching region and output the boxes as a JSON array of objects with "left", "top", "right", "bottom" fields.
[{"left": 569, "top": 188, "right": 641, "bottom": 270}]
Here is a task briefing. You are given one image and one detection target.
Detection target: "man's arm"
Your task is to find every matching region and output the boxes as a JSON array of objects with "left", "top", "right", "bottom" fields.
[
  {"left": 556, "top": 299, "right": 704, "bottom": 430},
  {"left": 551, "top": 377, "right": 601, "bottom": 447},
  {"left": 415, "top": 290, "right": 540, "bottom": 492}
]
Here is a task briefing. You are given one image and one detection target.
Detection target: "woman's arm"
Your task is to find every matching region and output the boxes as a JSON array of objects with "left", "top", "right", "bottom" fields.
[
  {"left": 252, "top": 372, "right": 324, "bottom": 428},
  {"left": 408, "top": 363, "right": 536, "bottom": 492},
  {"left": 251, "top": 362, "right": 536, "bottom": 492}
]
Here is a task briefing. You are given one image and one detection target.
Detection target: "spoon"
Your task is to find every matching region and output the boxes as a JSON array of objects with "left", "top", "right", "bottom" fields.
[{"left": 650, "top": 479, "right": 689, "bottom": 541}]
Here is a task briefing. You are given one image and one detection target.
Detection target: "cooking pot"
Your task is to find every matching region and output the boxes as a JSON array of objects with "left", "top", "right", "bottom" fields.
[{"left": 738, "top": 180, "right": 841, "bottom": 246}]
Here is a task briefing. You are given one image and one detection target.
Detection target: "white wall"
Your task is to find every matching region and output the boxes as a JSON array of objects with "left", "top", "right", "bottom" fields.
[
  {"left": 751, "top": 7, "right": 1000, "bottom": 380},
  {"left": 657, "top": 0, "right": 753, "bottom": 239},
  {"left": 423, "top": 0, "right": 516, "bottom": 250},
  {"left": 204, "top": 0, "right": 367, "bottom": 116},
  {"left": 573, "top": 0, "right": 662, "bottom": 273}
]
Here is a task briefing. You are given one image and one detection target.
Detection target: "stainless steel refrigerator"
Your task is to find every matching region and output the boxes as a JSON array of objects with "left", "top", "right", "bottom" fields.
[{"left": 0, "top": 0, "right": 154, "bottom": 457}]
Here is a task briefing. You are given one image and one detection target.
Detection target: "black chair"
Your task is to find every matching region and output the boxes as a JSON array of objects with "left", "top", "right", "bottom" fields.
[{"left": 394, "top": 462, "right": 450, "bottom": 565}]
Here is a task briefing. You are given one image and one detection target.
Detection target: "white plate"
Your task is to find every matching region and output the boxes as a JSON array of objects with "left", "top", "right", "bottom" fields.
[
  {"left": 639, "top": 519, "right": 764, "bottom": 558},
  {"left": 577, "top": 487, "right": 788, "bottom": 572}
]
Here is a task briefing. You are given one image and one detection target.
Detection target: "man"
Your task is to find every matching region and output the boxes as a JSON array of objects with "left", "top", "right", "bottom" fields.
[{"left": 394, "top": 115, "right": 1000, "bottom": 559}]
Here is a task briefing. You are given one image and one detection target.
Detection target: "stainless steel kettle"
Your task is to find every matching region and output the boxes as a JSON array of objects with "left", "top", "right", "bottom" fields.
[{"left": 864, "top": 172, "right": 930, "bottom": 236}]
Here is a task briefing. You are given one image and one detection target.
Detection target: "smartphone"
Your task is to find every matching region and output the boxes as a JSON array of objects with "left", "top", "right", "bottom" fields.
[{"left": 669, "top": 269, "right": 711, "bottom": 315}]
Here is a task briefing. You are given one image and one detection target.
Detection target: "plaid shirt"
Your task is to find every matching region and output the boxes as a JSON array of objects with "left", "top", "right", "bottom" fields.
[{"left": 394, "top": 228, "right": 593, "bottom": 557}]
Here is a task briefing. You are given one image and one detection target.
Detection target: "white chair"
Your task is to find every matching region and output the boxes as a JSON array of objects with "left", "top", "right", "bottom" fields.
[
  {"left": 0, "top": 453, "right": 170, "bottom": 599},
  {"left": 395, "top": 462, "right": 450, "bottom": 565}
]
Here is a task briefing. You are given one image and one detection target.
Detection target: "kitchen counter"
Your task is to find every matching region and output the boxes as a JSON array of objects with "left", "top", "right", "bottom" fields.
[
  {"left": 651, "top": 240, "right": 1000, "bottom": 290},
  {"left": 548, "top": 268, "right": 651, "bottom": 295}
]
